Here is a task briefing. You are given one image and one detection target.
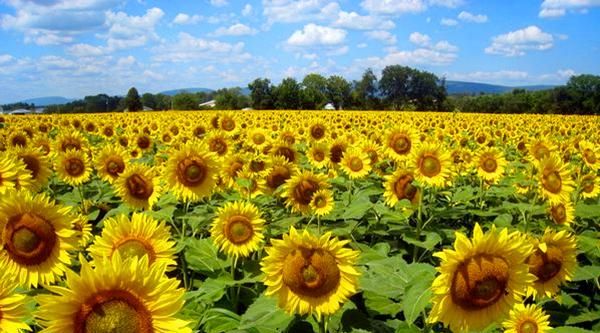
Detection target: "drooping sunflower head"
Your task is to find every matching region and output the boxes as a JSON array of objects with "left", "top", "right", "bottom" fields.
[
  {"left": 384, "top": 125, "right": 418, "bottom": 162},
  {"left": 55, "top": 149, "right": 92, "bottom": 186},
  {"left": 309, "top": 189, "right": 335, "bottom": 217},
  {"left": 264, "top": 155, "right": 296, "bottom": 194},
  {"left": 537, "top": 154, "right": 575, "bottom": 205},
  {"left": 547, "top": 201, "right": 575, "bottom": 227},
  {"left": 475, "top": 147, "right": 507, "bottom": 183},
  {"left": 0, "top": 274, "right": 31, "bottom": 332},
  {"left": 428, "top": 224, "right": 535, "bottom": 333},
  {"left": 87, "top": 213, "right": 177, "bottom": 269},
  {"left": 114, "top": 163, "right": 161, "bottom": 211},
  {"left": 578, "top": 140, "right": 599, "bottom": 170},
  {"left": 165, "top": 141, "right": 221, "bottom": 202},
  {"left": 328, "top": 139, "right": 348, "bottom": 166},
  {"left": 210, "top": 201, "right": 265, "bottom": 258},
  {"left": 526, "top": 228, "right": 577, "bottom": 299},
  {"left": 271, "top": 140, "right": 299, "bottom": 164},
  {"left": 94, "top": 145, "right": 128, "bottom": 184},
  {"left": 0, "top": 190, "right": 78, "bottom": 287},
  {"left": 282, "top": 171, "right": 330, "bottom": 214},
  {"left": 261, "top": 227, "right": 360, "bottom": 319},
  {"left": 36, "top": 254, "right": 192, "bottom": 333},
  {"left": 340, "top": 148, "right": 372, "bottom": 179},
  {"left": 502, "top": 303, "right": 551, "bottom": 333},
  {"left": 383, "top": 168, "right": 420, "bottom": 207},
  {"left": 410, "top": 142, "right": 453, "bottom": 188}
]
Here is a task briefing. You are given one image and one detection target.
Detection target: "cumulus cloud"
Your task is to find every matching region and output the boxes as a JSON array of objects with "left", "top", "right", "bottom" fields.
[
  {"left": 333, "top": 11, "right": 395, "bottom": 30},
  {"left": 428, "top": 0, "right": 464, "bottom": 8},
  {"left": 440, "top": 18, "right": 458, "bottom": 26},
  {"left": 103, "top": 8, "right": 164, "bottom": 50},
  {"left": 287, "top": 24, "right": 346, "bottom": 46},
  {"left": 152, "top": 32, "right": 252, "bottom": 63},
  {"left": 173, "top": 13, "right": 202, "bottom": 25},
  {"left": 457, "top": 11, "right": 488, "bottom": 23},
  {"left": 485, "top": 26, "right": 554, "bottom": 56},
  {"left": 361, "top": 0, "right": 427, "bottom": 15},
  {"left": 212, "top": 23, "right": 257, "bottom": 36},
  {"left": 539, "top": 0, "right": 600, "bottom": 18},
  {"left": 242, "top": 4, "right": 253, "bottom": 16},
  {"left": 409, "top": 32, "right": 430, "bottom": 46},
  {"left": 262, "top": 0, "right": 340, "bottom": 24},
  {"left": 210, "top": 0, "right": 228, "bottom": 7},
  {"left": 366, "top": 30, "right": 397, "bottom": 45}
]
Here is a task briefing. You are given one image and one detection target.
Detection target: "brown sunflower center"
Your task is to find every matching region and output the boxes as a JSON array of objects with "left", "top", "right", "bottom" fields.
[
  {"left": 224, "top": 215, "right": 254, "bottom": 245},
  {"left": 137, "top": 136, "right": 151, "bottom": 150},
  {"left": 310, "top": 125, "right": 325, "bottom": 140},
  {"left": 394, "top": 174, "right": 417, "bottom": 201},
  {"left": 12, "top": 135, "right": 27, "bottom": 147},
  {"left": 267, "top": 166, "right": 291, "bottom": 189},
  {"left": 519, "top": 320, "right": 538, "bottom": 333},
  {"left": 550, "top": 204, "right": 566, "bottom": 224},
  {"left": 252, "top": 133, "right": 266, "bottom": 145},
  {"left": 126, "top": 174, "right": 153, "bottom": 200},
  {"left": 116, "top": 239, "right": 156, "bottom": 263},
  {"left": 390, "top": 134, "right": 411, "bottom": 155},
  {"left": 275, "top": 146, "right": 296, "bottom": 163},
  {"left": 583, "top": 149, "right": 597, "bottom": 164},
  {"left": 533, "top": 145, "right": 549, "bottom": 160},
  {"left": 61, "top": 139, "right": 81, "bottom": 152},
  {"left": 313, "top": 195, "right": 328, "bottom": 209},
  {"left": 4, "top": 212, "right": 56, "bottom": 266},
  {"left": 481, "top": 156, "right": 498, "bottom": 173},
  {"left": 528, "top": 246, "right": 563, "bottom": 283},
  {"left": 348, "top": 157, "right": 364, "bottom": 172},
  {"left": 209, "top": 138, "right": 228, "bottom": 156},
  {"left": 221, "top": 117, "right": 235, "bottom": 131},
  {"left": 293, "top": 179, "right": 319, "bottom": 205},
  {"left": 21, "top": 155, "right": 41, "bottom": 179},
  {"left": 582, "top": 176, "right": 594, "bottom": 193},
  {"left": 366, "top": 150, "right": 379, "bottom": 164},
  {"left": 313, "top": 150, "right": 325, "bottom": 162},
  {"left": 65, "top": 157, "right": 85, "bottom": 177},
  {"left": 250, "top": 160, "right": 265, "bottom": 173},
  {"left": 106, "top": 158, "right": 125, "bottom": 177},
  {"left": 451, "top": 254, "right": 509, "bottom": 310},
  {"left": 282, "top": 247, "right": 340, "bottom": 298},
  {"left": 74, "top": 290, "right": 153, "bottom": 333},
  {"left": 542, "top": 170, "right": 562, "bottom": 194},
  {"left": 176, "top": 158, "right": 207, "bottom": 187},
  {"left": 419, "top": 155, "right": 441, "bottom": 178}
]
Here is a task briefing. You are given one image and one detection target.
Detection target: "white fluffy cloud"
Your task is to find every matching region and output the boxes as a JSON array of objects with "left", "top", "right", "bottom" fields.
[
  {"left": 173, "top": 13, "right": 202, "bottom": 25},
  {"left": 361, "top": 0, "right": 427, "bottom": 15},
  {"left": 409, "top": 32, "right": 430, "bottom": 46},
  {"left": 104, "top": 7, "right": 164, "bottom": 50},
  {"left": 539, "top": 0, "right": 600, "bottom": 18},
  {"left": 287, "top": 24, "right": 346, "bottom": 46},
  {"left": 210, "top": 0, "right": 229, "bottom": 7},
  {"left": 242, "top": 4, "right": 253, "bottom": 16},
  {"left": 485, "top": 26, "right": 554, "bottom": 56},
  {"left": 365, "top": 30, "right": 397, "bottom": 45},
  {"left": 448, "top": 70, "right": 529, "bottom": 82},
  {"left": 440, "top": 18, "right": 458, "bottom": 26},
  {"left": 262, "top": 0, "right": 340, "bottom": 24},
  {"left": 152, "top": 32, "right": 251, "bottom": 63},
  {"left": 212, "top": 23, "right": 257, "bottom": 36},
  {"left": 333, "top": 11, "right": 395, "bottom": 30},
  {"left": 409, "top": 32, "right": 458, "bottom": 52},
  {"left": 457, "top": 11, "right": 488, "bottom": 23},
  {"left": 428, "top": 0, "right": 464, "bottom": 8}
]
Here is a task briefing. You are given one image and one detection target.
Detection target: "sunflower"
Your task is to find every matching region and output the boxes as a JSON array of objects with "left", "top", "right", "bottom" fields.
[
  {"left": 271, "top": 141, "right": 299, "bottom": 164},
  {"left": 307, "top": 142, "right": 330, "bottom": 169},
  {"left": 210, "top": 201, "right": 265, "bottom": 258},
  {"left": 261, "top": 227, "right": 360, "bottom": 319},
  {"left": 527, "top": 228, "right": 577, "bottom": 299},
  {"left": 340, "top": 148, "right": 371, "bottom": 179},
  {"left": 475, "top": 147, "right": 507, "bottom": 183},
  {"left": 54, "top": 130, "right": 88, "bottom": 153},
  {"left": 0, "top": 275, "right": 31, "bottom": 332},
  {"left": 410, "top": 143, "right": 453, "bottom": 188},
  {"left": 527, "top": 138, "right": 555, "bottom": 165},
  {"left": 206, "top": 131, "right": 231, "bottom": 159},
  {"left": 73, "top": 214, "right": 93, "bottom": 249},
  {"left": 282, "top": 171, "right": 330, "bottom": 214},
  {"left": 12, "top": 146, "right": 52, "bottom": 192},
  {"left": 328, "top": 139, "right": 347, "bottom": 167},
  {"left": 36, "top": 254, "right": 191, "bottom": 333},
  {"left": 579, "top": 140, "right": 599, "bottom": 171},
  {"left": 428, "top": 224, "right": 534, "bottom": 333},
  {"left": 360, "top": 140, "right": 383, "bottom": 169},
  {"left": 87, "top": 213, "right": 177, "bottom": 269},
  {"left": 310, "top": 189, "right": 334, "bottom": 216},
  {"left": 243, "top": 153, "right": 271, "bottom": 178},
  {"left": 55, "top": 149, "right": 92, "bottom": 186},
  {"left": 0, "top": 191, "right": 78, "bottom": 287},
  {"left": 384, "top": 125, "right": 418, "bottom": 162},
  {"left": 308, "top": 121, "right": 327, "bottom": 141},
  {"left": 579, "top": 173, "right": 600, "bottom": 199},
  {"left": 114, "top": 163, "right": 162, "bottom": 210},
  {"left": 95, "top": 145, "right": 128, "bottom": 184},
  {"left": 547, "top": 201, "right": 575, "bottom": 227},
  {"left": 247, "top": 127, "right": 270, "bottom": 151},
  {"left": 221, "top": 154, "right": 246, "bottom": 188},
  {"left": 264, "top": 156, "right": 296, "bottom": 194},
  {"left": 0, "top": 154, "right": 23, "bottom": 194},
  {"left": 235, "top": 169, "right": 267, "bottom": 199},
  {"left": 135, "top": 133, "right": 153, "bottom": 152},
  {"left": 8, "top": 131, "right": 28, "bottom": 148},
  {"left": 537, "top": 154, "right": 575, "bottom": 204},
  {"left": 383, "top": 168, "right": 420, "bottom": 207},
  {"left": 164, "top": 141, "right": 220, "bottom": 202},
  {"left": 502, "top": 303, "right": 551, "bottom": 333}
]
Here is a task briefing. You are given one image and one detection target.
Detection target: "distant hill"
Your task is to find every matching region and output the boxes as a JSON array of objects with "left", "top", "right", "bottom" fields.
[
  {"left": 446, "top": 81, "right": 555, "bottom": 95},
  {"left": 159, "top": 88, "right": 214, "bottom": 96},
  {"left": 19, "top": 96, "right": 75, "bottom": 106}
]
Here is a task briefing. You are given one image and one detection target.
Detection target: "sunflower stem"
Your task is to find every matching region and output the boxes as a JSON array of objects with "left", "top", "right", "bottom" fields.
[
  {"left": 77, "top": 185, "right": 87, "bottom": 214},
  {"left": 412, "top": 187, "right": 425, "bottom": 263},
  {"left": 318, "top": 315, "right": 328, "bottom": 333},
  {"left": 317, "top": 215, "right": 321, "bottom": 235},
  {"left": 230, "top": 256, "right": 239, "bottom": 312}
]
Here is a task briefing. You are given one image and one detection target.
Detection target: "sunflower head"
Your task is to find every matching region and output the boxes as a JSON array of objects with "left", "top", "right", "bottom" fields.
[
  {"left": 383, "top": 169, "right": 420, "bottom": 207},
  {"left": 261, "top": 227, "right": 360, "bottom": 319},
  {"left": 384, "top": 126, "right": 417, "bottom": 162},
  {"left": 282, "top": 171, "right": 330, "bottom": 214},
  {"left": 0, "top": 274, "right": 31, "bottom": 332},
  {"left": 114, "top": 163, "right": 161, "bottom": 210},
  {"left": 55, "top": 149, "right": 92, "bottom": 186},
  {"left": 537, "top": 154, "right": 575, "bottom": 205},
  {"left": 95, "top": 145, "right": 128, "bottom": 184},
  {"left": 210, "top": 201, "right": 265, "bottom": 258},
  {"left": 548, "top": 201, "right": 575, "bottom": 227},
  {"left": 340, "top": 148, "right": 372, "bottom": 179},
  {"left": 502, "top": 303, "right": 551, "bottom": 333},
  {"left": 310, "top": 189, "right": 335, "bottom": 216},
  {"left": 475, "top": 147, "right": 507, "bottom": 183},
  {"left": 410, "top": 142, "right": 453, "bottom": 188}
]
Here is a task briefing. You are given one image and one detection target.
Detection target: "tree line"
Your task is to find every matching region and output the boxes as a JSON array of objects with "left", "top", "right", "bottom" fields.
[{"left": 3, "top": 66, "right": 599, "bottom": 114}]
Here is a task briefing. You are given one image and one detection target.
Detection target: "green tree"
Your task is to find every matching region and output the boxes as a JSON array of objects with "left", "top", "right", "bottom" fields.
[
  {"left": 248, "top": 78, "right": 275, "bottom": 109},
  {"left": 379, "top": 65, "right": 412, "bottom": 110},
  {"left": 142, "top": 93, "right": 157, "bottom": 110},
  {"left": 172, "top": 93, "right": 199, "bottom": 110},
  {"left": 274, "top": 78, "right": 301, "bottom": 109},
  {"left": 353, "top": 68, "right": 380, "bottom": 110},
  {"left": 326, "top": 75, "right": 352, "bottom": 110},
  {"left": 300, "top": 73, "right": 328, "bottom": 109},
  {"left": 124, "top": 87, "right": 143, "bottom": 112},
  {"left": 215, "top": 88, "right": 249, "bottom": 110}
]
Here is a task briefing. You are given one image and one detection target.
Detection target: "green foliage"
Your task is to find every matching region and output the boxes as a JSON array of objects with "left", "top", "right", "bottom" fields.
[{"left": 124, "top": 87, "right": 143, "bottom": 112}]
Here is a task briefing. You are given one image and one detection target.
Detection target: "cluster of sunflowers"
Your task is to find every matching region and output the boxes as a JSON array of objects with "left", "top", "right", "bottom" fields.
[{"left": 0, "top": 110, "right": 598, "bottom": 333}]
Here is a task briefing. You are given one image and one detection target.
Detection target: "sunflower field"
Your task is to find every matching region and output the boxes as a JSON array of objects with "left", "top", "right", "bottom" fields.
[{"left": 0, "top": 110, "right": 599, "bottom": 333}]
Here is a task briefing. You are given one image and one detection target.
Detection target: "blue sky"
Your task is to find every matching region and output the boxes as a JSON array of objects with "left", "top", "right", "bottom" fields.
[{"left": 0, "top": 0, "right": 599, "bottom": 102}]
